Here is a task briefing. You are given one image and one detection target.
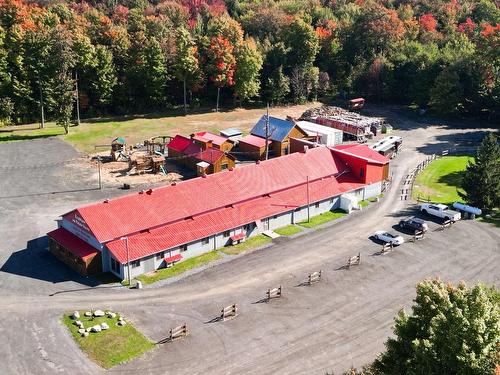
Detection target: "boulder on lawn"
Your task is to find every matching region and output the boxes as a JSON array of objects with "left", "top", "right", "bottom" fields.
[
  {"left": 81, "top": 332, "right": 89, "bottom": 338},
  {"left": 73, "top": 320, "right": 82, "bottom": 326},
  {"left": 93, "top": 310, "right": 105, "bottom": 317},
  {"left": 100, "top": 322, "right": 109, "bottom": 330},
  {"left": 84, "top": 311, "right": 92, "bottom": 317},
  {"left": 78, "top": 328, "right": 85, "bottom": 334},
  {"left": 86, "top": 327, "right": 92, "bottom": 332},
  {"left": 72, "top": 311, "right": 80, "bottom": 319},
  {"left": 107, "top": 312, "right": 116, "bottom": 319},
  {"left": 91, "top": 325, "right": 102, "bottom": 333},
  {"left": 117, "top": 320, "right": 126, "bottom": 326}
]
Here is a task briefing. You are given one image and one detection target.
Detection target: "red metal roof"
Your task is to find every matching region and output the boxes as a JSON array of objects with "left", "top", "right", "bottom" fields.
[
  {"left": 230, "top": 232, "right": 246, "bottom": 241},
  {"left": 167, "top": 135, "right": 192, "bottom": 153},
  {"left": 60, "top": 145, "right": 386, "bottom": 263},
  {"left": 238, "top": 134, "right": 267, "bottom": 148},
  {"left": 164, "top": 254, "right": 182, "bottom": 263},
  {"left": 47, "top": 228, "right": 99, "bottom": 261},
  {"left": 105, "top": 166, "right": 365, "bottom": 263},
  {"left": 182, "top": 143, "right": 226, "bottom": 164},
  {"left": 331, "top": 144, "right": 389, "bottom": 165},
  {"left": 192, "top": 132, "right": 230, "bottom": 147}
]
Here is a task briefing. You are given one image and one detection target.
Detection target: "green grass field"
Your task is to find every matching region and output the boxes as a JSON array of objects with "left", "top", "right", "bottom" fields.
[
  {"left": 298, "top": 210, "right": 347, "bottom": 228},
  {"left": 413, "top": 156, "right": 472, "bottom": 205},
  {"left": 274, "top": 225, "right": 303, "bottom": 236},
  {"left": 219, "top": 234, "right": 272, "bottom": 255},
  {"left": 0, "top": 103, "right": 314, "bottom": 153},
  {"left": 136, "top": 250, "right": 222, "bottom": 285},
  {"left": 62, "top": 312, "right": 154, "bottom": 369}
]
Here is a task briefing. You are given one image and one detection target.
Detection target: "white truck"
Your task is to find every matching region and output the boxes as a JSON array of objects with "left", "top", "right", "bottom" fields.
[{"left": 420, "top": 203, "right": 461, "bottom": 222}]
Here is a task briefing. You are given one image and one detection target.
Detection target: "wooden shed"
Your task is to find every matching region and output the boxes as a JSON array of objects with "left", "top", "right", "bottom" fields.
[{"left": 237, "top": 134, "right": 268, "bottom": 160}]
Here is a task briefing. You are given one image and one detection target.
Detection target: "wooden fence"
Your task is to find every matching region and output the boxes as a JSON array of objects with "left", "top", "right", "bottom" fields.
[
  {"left": 307, "top": 271, "right": 322, "bottom": 285},
  {"left": 169, "top": 323, "right": 188, "bottom": 341},
  {"left": 220, "top": 304, "right": 238, "bottom": 321},
  {"left": 413, "top": 230, "right": 425, "bottom": 242},
  {"left": 266, "top": 286, "right": 282, "bottom": 301},
  {"left": 346, "top": 253, "right": 361, "bottom": 269}
]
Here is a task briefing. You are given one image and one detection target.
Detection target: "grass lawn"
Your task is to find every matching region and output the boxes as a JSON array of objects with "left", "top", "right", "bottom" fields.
[
  {"left": 0, "top": 124, "right": 65, "bottom": 143},
  {"left": 62, "top": 312, "right": 154, "bottom": 369},
  {"left": 413, "top": 156, "right": 472, "bottom": 205},
  {"left": 274, "top": 224, "right": 303, "bottom": 236},
  {"left": 0, "top": 103, "right": 316, "bottom": 152},
  {"left": 298, "top": 210, "right": 347, "bottom": 228},
  {"left": 219, "top": 234, "right": 272, "bottom": 255},
  {"left": 136, "top": 250, "right": 222, "bottom": 285},
  {"left": 359, "top": 200, "right": 370, "bottom": 208}
]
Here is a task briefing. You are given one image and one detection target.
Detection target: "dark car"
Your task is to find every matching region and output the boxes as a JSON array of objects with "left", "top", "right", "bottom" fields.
[{"left": 399, "top": 217, "right": 428, "bottom": 232}]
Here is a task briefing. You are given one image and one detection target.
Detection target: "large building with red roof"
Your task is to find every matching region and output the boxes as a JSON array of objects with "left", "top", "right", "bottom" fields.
[{"left": 47, "top": 145, "right": 389, "bottom": 279}]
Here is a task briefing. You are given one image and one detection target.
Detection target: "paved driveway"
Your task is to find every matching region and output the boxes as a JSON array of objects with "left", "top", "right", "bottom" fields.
[{"left": 0, "top": 114, "right": 498, "bottom": 375}]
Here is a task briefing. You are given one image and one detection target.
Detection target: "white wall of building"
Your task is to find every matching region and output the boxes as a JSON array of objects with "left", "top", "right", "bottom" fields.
[{"left": 106, "top": 182, "right": 381, "bottom": 280}]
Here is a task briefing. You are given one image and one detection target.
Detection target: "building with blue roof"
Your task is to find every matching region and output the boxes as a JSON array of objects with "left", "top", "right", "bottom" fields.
[{"left": 250, "top": 115, "right": 307, "bottom": 157}]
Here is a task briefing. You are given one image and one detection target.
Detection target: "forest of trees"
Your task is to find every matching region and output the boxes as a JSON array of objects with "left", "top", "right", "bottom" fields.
[{"left": 0, "top": 0, "right": 499, "bottom": 129}]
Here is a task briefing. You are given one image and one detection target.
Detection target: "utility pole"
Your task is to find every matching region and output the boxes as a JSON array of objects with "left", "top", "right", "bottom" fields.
[
  {"left": 306, "top": 175, "right": 310, "bottom": 222},
  {"left": 75, "top": 70, "right": 81, "bottom": 126},
  {"left": 264, "top": 103, "right": 270, "bottom": 160},
  {"left": 97, "top": 156, "right": 102, "bottom": 190},
  {"left": 38, "top": 75, "right": 45, "bottom": 129},
  {"left": 120, "top": 236, "right": 131, "bottom": 286}
]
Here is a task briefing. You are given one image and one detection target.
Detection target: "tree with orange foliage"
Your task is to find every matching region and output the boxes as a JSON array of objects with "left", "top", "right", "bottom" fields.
[{"left": 207, "top": 35, "right": 235, "bottom": 112}]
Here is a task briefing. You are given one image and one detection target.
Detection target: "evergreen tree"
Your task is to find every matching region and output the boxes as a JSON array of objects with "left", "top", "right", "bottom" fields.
[
  {"left": 459, "top": 133, "right": 500, "bottom": 212},
  {"left": 428, "top": 69, "right": 463, "bottom": 114},
  {"left": 374, "top": 279, "right": 500, "bottom": 375}
]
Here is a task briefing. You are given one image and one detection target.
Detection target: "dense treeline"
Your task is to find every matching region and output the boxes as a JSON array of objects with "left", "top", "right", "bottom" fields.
[{"left": 0, "top": 0, "right": 499, "bottom": 130}]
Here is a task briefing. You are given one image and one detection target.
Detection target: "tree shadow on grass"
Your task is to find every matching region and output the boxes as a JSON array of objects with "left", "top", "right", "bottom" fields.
[
  {"left": 0, "top": 133, "right": 60, "bottom": 142},
  {"left": 437, "top": 170, "right": 466, "bottom": 188}
]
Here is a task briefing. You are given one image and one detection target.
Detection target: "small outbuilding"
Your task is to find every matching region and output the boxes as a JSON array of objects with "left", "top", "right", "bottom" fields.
[
  {"left": 191, "top": 131, "right": 234, "bottom": 152},
  {"left": 250, "top": 115, "right": 307, "bottom": 157},
  {"left": 219, "top": 128, "right": 243, "bottom": 142},
  {"left": 295, "top": 120, "right": 343, "bottom": 146},
  {"left": 237, "top": 134, "right": 268, "bottom": 160}
]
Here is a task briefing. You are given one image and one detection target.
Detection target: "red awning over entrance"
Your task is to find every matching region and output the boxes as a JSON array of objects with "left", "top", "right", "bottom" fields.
[
  {"left": 164, "top": 254, "right": 182, "bottom": 263},
  {"left": 47, "top": 228, "right": 99, "bottom": 261},
  {"left": 230, "top": 232, "right": 246, "bottom": 241}
]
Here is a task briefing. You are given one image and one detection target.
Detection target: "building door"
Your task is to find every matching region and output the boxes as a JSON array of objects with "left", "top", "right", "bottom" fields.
[
  {"left": 144, "top": 257, "right": 155, "bottom": 273},
  {"left": 264, "top": 218, "right": 270, "bottom": 230}
]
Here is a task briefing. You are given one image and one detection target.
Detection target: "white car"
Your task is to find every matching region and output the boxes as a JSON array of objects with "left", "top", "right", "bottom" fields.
[{"left": 374, "top": 230, "right": 405, "bottom": 245}]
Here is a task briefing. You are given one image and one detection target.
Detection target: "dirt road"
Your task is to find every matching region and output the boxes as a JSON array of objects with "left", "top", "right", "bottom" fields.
[{"left": 0, "top": 107, "right": 498, "bottom": 374}]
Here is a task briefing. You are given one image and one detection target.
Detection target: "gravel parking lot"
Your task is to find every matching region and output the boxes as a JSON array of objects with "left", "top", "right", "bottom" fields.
[{"left": 0, "top": 108, "right": 498, "bottom": 375}]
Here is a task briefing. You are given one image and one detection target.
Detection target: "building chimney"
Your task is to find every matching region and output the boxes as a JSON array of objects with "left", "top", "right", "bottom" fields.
[{"left": 303, "top": 145, "right": 309, "bottom": 153}]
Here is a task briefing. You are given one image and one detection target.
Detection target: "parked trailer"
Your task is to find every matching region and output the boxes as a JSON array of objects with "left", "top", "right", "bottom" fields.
[
  {"left": 313, "top": 114, "right": 386, "bottom": 142},
  {"left": 370, "top": 136, "right": 403, "bottom": 158}
]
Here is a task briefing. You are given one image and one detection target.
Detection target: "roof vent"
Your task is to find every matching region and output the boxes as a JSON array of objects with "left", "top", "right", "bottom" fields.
[
  {"left": 202, "top": 174, "right": 207, "bottom": 178},
  {"left": 139, "top": 190, "right": 144, "bottom": 194},
  {"left": 304, "top": 145, "right": 309, "bottom": 153},
  {"left": 171, "top": 182, "right": 177, "bottom": 186},
  {"left": 256, "top": 160, "right": 260, "bottom": 164},
  {"left": 146, "top": 188, "right": 153, "bottom": 195},
  {"left": 103, "top": 199, "right": 109, "bottom": 203}
]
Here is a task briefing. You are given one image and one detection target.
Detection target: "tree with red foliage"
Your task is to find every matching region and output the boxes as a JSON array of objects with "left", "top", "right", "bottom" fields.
[
  {"left": 419, "top": 13, "right": 437, "bottom": 33},
  {"left": 457, "top": 17, "right": 476, "bottom": 34},
  {"left": 207, "top": 35, "right": 235, "bottom": 111}
]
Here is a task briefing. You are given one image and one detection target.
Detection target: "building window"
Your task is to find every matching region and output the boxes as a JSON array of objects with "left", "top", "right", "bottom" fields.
[
  {"left": 243, "top": 224, "right": 250, "bottom": 231},
  {"left": 202, "top": 237, "right": 209, "bottom": 245},
  {"left": 131, "top": 260, "right": 140, "bottom": 268},
  {"left": 156, "top": 251, "right": 165, "bottom": 260},
  {"left": 273, "top": 215, "right": 278, "bottom": 219},
  {"left": 180, "top": 244, "right": 188, "bottom": 252},
  {"left": 360, "top": 168, "right": 364, "bottom": 177},
  {"left": 221, "top": 164, "right": 228, "bottom": 170},
  {"left": 223, "top": 230, "right": 230, "bottom": 237},
  {"left": 315, "top": 202, "right": 320, "bottom": 208}
]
